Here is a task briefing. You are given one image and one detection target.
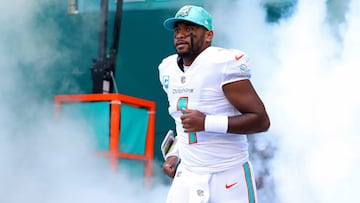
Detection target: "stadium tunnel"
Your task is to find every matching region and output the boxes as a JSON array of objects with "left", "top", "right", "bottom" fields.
[{"left": 51, "top": 0, "right": 299, "bottom": 186}]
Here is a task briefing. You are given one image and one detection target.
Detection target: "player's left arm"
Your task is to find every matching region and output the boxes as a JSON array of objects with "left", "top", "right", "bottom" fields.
[{"left": 222, "top": 79, "right": 270, "bottom": 134}]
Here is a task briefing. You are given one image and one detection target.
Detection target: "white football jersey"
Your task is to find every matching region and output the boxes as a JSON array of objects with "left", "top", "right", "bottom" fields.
[{"left": 158, "top": 46, "right": 252, "bottom": 173}]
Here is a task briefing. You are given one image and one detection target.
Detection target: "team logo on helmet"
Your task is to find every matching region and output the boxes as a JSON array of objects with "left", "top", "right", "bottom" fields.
[{"left": 176, "top": 6, "right": 192, "bottom": 18}]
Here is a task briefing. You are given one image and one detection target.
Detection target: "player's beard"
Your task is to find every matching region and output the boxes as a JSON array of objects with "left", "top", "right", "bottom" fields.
[{"left": 176, "top": 33, "right": 207, "bottom": 60}]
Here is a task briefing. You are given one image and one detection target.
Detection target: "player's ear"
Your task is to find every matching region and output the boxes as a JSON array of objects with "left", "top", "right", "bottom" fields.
[{"left": 205, "top": 30, "right": 214, "bottom": 43}]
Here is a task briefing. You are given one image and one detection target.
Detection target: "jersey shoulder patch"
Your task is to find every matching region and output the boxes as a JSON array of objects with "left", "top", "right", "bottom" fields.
[{"left": 220, "top": 48, "right": 251, "bottom": 84}]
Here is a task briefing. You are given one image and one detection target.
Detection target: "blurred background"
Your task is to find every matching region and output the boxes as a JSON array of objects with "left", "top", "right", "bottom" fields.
[{"left": 0, "top": 0, "right": 358, "bottom": 202}]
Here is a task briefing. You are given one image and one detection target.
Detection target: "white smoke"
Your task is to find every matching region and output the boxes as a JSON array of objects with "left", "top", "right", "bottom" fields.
[
  {"left": 2, "top": 0, "right": 359, "bottom": 202},
  {"left": 213, "top": 0, "right": 360, "bottom": 202}
]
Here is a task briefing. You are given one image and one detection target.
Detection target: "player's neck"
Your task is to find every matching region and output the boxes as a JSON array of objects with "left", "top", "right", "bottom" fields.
[
  {"left": 182, "top": 57, "right": 196, "bottom": 66},
  {"left": 182, "top": 50, "right": 202, "bottom": 66},
  {"left": 183, "top": 45, "right": 210, "bottom": 66}
]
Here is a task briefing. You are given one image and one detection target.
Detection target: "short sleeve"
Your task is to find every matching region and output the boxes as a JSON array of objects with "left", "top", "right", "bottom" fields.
[
  {"left": 221, "top": 50, "right": 251, "bottom": 87},
  {"left": 158, "top": 54, "right": 177, "bottom": 94},
  {"left": 158, "top": 59, "right": 169, "bottom": 93}
]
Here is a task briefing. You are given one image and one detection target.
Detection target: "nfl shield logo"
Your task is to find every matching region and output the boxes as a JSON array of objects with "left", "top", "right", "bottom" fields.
[
  {"left": 181, "top": 76, "right": 186, "bottom": 84},
  {"left": 197, "top": 189, "right": 204, "bottom": 197}
]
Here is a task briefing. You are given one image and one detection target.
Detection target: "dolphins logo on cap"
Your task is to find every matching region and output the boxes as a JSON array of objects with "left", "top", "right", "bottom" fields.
[{"left": 175, "top": 6, "right": 192, "bottom": 18}]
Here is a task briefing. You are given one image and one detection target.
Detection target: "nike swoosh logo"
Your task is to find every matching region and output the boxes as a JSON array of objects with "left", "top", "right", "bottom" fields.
[
  {"left": 225, "top": 182, "right": 238, "bottom": 189},
  {"left": 235, "top": 54, "right": 244, "bottom": 61}
]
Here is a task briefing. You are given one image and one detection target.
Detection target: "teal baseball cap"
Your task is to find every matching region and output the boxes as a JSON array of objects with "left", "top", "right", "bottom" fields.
[{"left": 163, "top": 5, "right": 213, "bottom": 31}]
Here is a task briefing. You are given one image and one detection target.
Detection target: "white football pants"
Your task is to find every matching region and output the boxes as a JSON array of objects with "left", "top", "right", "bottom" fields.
[{"left": 166, "top": 161, "right": 257, "bottom": 203}]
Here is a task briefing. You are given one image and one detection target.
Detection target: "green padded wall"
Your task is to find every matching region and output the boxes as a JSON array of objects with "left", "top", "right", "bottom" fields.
[
  {"left": 60, "top": 101, "right": 150, "bottom": 178},
  {"left": 119, "top": 104, "right": 149, "bottom": 155},
  {"left": 61, "top": 102, "right": 110, "bottom": 151}
]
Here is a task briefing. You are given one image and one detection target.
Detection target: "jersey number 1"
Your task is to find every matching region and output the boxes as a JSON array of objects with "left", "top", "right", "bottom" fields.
[{"left": 177, "top": 97, "right": 198, "bottom": 144}]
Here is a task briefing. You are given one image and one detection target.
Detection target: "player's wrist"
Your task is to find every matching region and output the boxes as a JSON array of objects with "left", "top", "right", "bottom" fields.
[
  {"left": 165, "top": 153, "right": 180, "bottom": 165},
  {"left": 164, "top": 137, "right": 179, "bottom": 160},
  {"left": 165, "top": 151, "right": 179, "bottom": 159},
  {"left": 204, "top": 115, "right": 228, "bottom": 133}
]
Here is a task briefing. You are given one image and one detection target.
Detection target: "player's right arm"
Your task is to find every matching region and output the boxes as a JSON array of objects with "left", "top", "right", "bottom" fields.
[
  {"left": 163, "top": 155, "right": 179, "bottom": 178},
  {"left": 162, "top": 135, "right": 180, "bottom": 178}
]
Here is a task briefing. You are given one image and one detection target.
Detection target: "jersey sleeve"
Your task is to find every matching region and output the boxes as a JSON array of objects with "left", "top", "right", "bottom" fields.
[
  {"left": 221, "top": 49, "right": 251, "bottom": 87},
  {"left": 158, "top": 62, "right": 168, "bottom": 93},
  {"left": 158, "top": 55, "right": 174, "bottom": 94}
]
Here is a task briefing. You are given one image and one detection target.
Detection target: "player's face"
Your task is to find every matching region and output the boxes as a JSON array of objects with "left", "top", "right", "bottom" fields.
[{"left": 173, "top": 21, "right": 212, "bottom": 59}]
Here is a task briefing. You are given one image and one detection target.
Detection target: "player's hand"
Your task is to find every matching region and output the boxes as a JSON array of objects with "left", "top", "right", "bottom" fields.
[
  {"left": 180, "top": 109, "right": 206, "bottom": 133},
  {"left": 163, "top": 156, "right": 178, "bottom": 178}
]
